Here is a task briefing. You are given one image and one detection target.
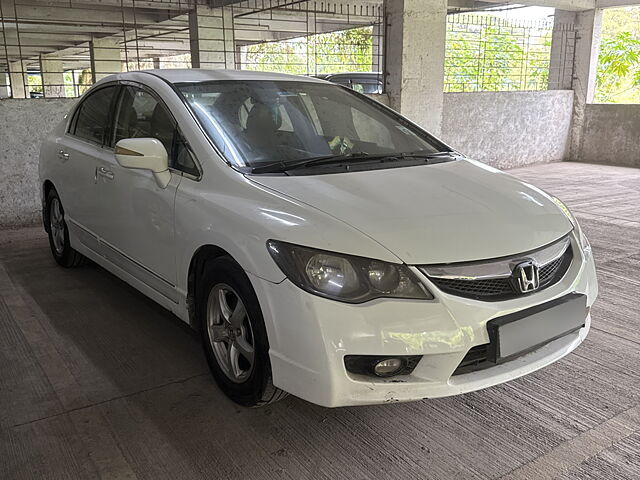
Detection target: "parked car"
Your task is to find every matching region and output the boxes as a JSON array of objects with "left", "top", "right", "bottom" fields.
[
  {"left": 316, "top": 72, "right": 383, "bottom": 94},
  {"left": 39, "top": 69, "right": 597, "bottom": 407}
]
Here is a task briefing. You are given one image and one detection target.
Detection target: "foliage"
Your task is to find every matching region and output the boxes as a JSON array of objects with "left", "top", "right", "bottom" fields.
[
  {"left": 242, "top": 26, "right": 374, "bottom": 75},
  {"left": 28, "top": 74, "right": 43, "bottom": 94},
  {"left": 595, "top": 7, "right": 640, "bottom": 104},
  {"left": 445, "top": 20, "right": 552, "bottom": 92}
]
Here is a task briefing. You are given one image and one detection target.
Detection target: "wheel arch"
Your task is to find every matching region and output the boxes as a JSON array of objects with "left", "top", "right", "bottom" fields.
[
  {"left": 42, "top": 180, "right": 56, "bottom": 232},
  {"left": 187, "top": 244, "right": 238, "bottom": 330}
]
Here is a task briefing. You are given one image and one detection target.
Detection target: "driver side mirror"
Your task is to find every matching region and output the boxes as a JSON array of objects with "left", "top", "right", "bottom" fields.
[{"left": 114, "top": 138, "right": 171, "bottom": 188}]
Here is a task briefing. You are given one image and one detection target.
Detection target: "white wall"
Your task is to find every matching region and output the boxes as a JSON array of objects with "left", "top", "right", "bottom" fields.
[
  {"left": 0, "top": 98, "right": 76, "bottom": 227},
  {"left": 0, "top": 90, "right": 601, "bottom": 227},
  {"left": 440, "top": 90, "right": 575, "bottom": 169}
]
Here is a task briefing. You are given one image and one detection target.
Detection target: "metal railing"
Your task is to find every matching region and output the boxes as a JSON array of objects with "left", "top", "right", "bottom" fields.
[
  {"left": 445, "top": 14, "right": 575, "bottom": 93},
  {"left": 0, "top": 0, "right": 384, "bottom": 99}
]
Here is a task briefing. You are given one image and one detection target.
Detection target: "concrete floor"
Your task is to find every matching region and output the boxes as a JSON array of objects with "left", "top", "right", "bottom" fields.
[{"left": 0, "top": 162, "right": 638, "bottom": 480}]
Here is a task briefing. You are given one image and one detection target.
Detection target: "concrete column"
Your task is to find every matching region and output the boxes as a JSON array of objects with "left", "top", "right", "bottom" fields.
[
  {"left": 189, "top": 5, "right": 235, "bottom": 69},
  {"left": 385, "top": 0, "right": 447, "bottom": 136},
  {"left": 548, "top": 10, "right": 577, "bottom": 90},
  {"left": 0, "top": 72, "right": 9, "bottom": 98},
  {"left": 568, "top": 9, "right": 602, "bottom": 161},
  {"left": 8, "top": 61, "right": 27, "bottom": 99},
  {"left": 40, "top": 54, "right": 65, "bottom": 98},
  {"left": 90, "top": 37, "right": 122, "bottom": 83}
]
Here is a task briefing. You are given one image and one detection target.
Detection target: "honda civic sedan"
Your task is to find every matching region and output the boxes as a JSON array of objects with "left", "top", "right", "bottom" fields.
[{"left": 39, "top": 69, "right": 598, "bottom": 407}]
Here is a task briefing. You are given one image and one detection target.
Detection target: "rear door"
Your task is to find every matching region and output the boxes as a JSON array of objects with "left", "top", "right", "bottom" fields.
[{"left": 58, "top": 84, "right": 119, "bottom": 251}]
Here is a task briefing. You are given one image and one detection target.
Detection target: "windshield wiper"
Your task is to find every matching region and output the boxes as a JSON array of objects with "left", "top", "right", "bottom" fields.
[{"left": 251, "top": 151, "right": 456, "bottom": 174}]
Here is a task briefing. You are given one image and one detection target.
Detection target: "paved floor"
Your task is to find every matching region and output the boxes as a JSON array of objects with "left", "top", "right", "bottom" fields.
[{"left": 0, "top": 162, "right": 638, "bottom": 480}]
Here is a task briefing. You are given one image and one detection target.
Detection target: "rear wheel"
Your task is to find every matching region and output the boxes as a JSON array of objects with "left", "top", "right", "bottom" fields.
[
  {"left": 46, "top": 188, "right": 87, "bottom": 268},
  {"left": 199, "top": 257, "right": 287, "bottom": 407}
]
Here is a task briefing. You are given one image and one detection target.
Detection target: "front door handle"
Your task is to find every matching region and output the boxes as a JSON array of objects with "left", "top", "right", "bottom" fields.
[
  {"left": 97, "top": 166, "right": 114, "bottom": 180},
  {"left": 58, "top": 150, "right": 70, "bottom": 161}
]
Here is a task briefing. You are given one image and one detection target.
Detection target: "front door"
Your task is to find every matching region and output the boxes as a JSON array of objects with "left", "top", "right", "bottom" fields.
[{"left": 95, "top": 84, "right": 183, "bottom": 302}]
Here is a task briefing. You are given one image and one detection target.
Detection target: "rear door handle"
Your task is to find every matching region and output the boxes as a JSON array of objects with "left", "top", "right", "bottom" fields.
[
  {"left": 58, "top": 149, "right": 70, "bottom": 161},
  {"left": 97, "top": 166, "right": 114, "bottom": 180}
]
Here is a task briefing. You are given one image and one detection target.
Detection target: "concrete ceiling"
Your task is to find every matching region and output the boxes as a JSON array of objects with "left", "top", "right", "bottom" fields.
[{"left": 0, "top": 0, "right": 622, "bottom": 73}]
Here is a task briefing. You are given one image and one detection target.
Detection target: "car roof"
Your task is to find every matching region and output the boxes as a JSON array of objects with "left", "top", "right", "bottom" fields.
[{"left": 104, "top": 68, "right": 329, "bottom": 85}]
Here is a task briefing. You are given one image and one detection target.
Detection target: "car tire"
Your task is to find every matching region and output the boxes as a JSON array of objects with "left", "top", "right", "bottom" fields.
[
  {"left": 46, "top": 188, "right": 87, "bottom": 268},
  {"left": 198, "top": 256, "right": 287, "bottom": 407}
]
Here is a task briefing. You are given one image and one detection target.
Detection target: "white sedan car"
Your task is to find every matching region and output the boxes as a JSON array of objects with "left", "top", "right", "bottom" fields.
[{"left": 39, "top": 69, "right": 598, "bottom": 407}]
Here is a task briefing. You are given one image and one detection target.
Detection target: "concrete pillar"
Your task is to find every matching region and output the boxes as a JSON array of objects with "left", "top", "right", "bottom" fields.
[
  {"left": 548, "top": 10, "right": 577, "bottom": 90},
  {"left": 385, "top": 0, "right": 447, "bottom": 136},
  {"left": 568, "top": 9, "right": 602, "bottom": 161},
  {"left": 90, "top": 37, "right": 122, "bottom": 83},
  {"left": 0, "top": 72, "right": 9, "bottom": 98},
  {"left": 8, "top": 61, "right": 27, "bottom": 99},
  {"left": 40, "top": 54, "right": 65, "bottom": 98},
  {"left": 189, "top": 5, "right": 235, "bottom": 69}
]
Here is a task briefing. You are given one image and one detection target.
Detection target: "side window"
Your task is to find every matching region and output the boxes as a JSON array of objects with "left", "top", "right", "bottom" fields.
[
  {"left": 114, "top": 85, "right": 199, "bottom": 177},
  {"left": 73, "top": 86, "right": 117, "bottom": 144},
  {"left": 352, "top": 81, "right": 382, "bottom": 95},
  {"left": 113, "top": 86, "right": 175, "bottom": 154},
  {"left": 173, "top": 132, "right": 200, "bottom": 177}
]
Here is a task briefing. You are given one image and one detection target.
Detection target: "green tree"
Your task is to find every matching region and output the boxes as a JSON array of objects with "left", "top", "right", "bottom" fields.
[
  {"left": 595, "top": 6, "right": 640, "bottom": 103},
  {"left": 445, "top": 19, "right": 552, "bottom": 92},
  {"left": 242, "top": 26, "right": 373, "bottom": 75}
]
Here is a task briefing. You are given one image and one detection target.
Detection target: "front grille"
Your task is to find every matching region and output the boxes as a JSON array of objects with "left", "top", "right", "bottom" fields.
[
  {"left": 422, "top": 239, "right": 574, "bottom": 301},
  {"left": 432, "top": 277, "right": 511, "bottom": 297}
]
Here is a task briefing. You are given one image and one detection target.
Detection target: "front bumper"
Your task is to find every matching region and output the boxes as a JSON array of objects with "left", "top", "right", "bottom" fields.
[{"left": 250, "top": 234, "right": 598, "bottom": 407}]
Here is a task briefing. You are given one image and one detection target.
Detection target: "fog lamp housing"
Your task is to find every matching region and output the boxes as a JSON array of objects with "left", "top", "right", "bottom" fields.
[{"left": 344, "top": 355, "right": 422, "bottom": 378}]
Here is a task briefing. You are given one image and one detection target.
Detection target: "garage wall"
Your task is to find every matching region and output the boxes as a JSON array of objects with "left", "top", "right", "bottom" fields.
[
  {"left": 0, "top": 98, "right": 76, "bottom": 227},
  {"left": 0, "top": 90, "right": 577, "bottom": 227},
  {"left": 440, "top": 90, "right": 574, "bottom": 169},
  {"left": 577, "top": 104, "right": 640, "bottom": 168}
]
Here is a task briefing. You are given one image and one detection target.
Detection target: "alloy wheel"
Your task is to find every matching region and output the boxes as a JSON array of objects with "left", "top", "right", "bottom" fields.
[
  {"left": 49, "top": 197, "right": 65, "bottom": 254},
  {"left": 206, "top": 283, "right": 256, "bottom": 383}
]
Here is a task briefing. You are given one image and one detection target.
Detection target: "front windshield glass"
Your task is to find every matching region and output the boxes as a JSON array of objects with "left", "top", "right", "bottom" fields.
[{"left": 177, "top": 80, "right": 445, "bottom": 169}]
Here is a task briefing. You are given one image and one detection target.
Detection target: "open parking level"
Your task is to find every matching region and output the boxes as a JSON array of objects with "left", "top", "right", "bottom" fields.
[{"left": 1, "top": 162, "right": 639, "bottom": 480}]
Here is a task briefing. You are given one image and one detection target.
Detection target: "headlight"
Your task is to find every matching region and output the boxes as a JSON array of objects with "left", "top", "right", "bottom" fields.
[
  {"left": 551, "top": 197, "right": 591, "bottom": 254},
  {"left": 267, "top": 240, "right": 432, "bottom": 303}
]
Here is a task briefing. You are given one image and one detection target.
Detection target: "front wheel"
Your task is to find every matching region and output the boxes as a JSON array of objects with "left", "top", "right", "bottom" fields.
[
  {"left": 46, "top": 188, "right": 87, "bottom": 268},
  {"left": 199, "top": 257, "right": 287, "bottom": 407}
]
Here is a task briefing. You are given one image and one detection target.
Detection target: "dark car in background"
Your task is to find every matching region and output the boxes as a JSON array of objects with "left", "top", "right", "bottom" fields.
[{"left": 316, "top": 72, "right": 383, "bottom": 94}]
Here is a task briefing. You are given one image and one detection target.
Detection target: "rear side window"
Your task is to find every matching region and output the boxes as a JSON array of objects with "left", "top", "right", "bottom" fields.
[{"left": 72, "top": 86, "right": 117, "bottom": 144}]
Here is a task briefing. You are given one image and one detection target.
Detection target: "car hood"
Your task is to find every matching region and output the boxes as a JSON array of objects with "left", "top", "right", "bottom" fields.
[{"left": 248, "top": 159, "right": 573, "bottom": 264}]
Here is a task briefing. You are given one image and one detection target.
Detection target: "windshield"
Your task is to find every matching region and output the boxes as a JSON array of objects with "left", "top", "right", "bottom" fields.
[{"left": 177, "top": 80, "right": 446, "bottom": 170}]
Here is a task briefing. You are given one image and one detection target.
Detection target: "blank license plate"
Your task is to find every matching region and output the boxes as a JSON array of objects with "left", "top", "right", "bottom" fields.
[{"left": 487, "top": 293, "right": 587, "bottom": 363}]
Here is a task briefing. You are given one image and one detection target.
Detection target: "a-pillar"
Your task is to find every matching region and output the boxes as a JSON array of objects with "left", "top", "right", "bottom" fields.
[
  {"left": 189, "top": 4, "right": 235, "bottom": 69},
  {"left": 40, "top": 53, "right": 66, "bottom": 98},
  {"left": 568, "top": 9, "right": 602, "bottom": 161},
  {"left": 8, "top": 61, "right": 27, "bottom": 99},
  {"left": 385, "top": 0, "right": 447, "bottom": 136},
  {"left": 90, "top": 37, "right": 122, "bottom": 83}
]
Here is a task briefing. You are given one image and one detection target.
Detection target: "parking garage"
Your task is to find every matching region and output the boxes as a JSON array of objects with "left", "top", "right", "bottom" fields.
[{"left": 1, "top": 0, "right": 639, "bottom": 479}]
